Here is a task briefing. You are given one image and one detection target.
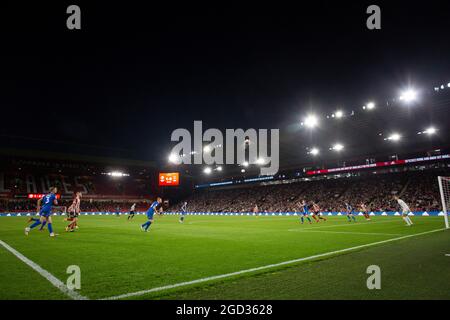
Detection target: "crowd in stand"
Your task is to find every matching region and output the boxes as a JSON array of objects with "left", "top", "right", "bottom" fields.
[
  {"left": 0, "top": 199, "right": 149, "bottom": 213},
  {"left": 0, "top": 170, "right": 446, "bottom": 213},
  {"left": 168, "top": 171, "right": 445, "bottom": 213}
]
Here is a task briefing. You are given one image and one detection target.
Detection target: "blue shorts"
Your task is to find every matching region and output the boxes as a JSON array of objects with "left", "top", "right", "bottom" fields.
[
  {"left": 301, "top": 212, "right": 309, "bottom": 216},
  {"left": 39, "top": 210, "right": 51, "bottom": 217},
  {"left": 146, "top": 211, "right": 155, "bottom": 220}
]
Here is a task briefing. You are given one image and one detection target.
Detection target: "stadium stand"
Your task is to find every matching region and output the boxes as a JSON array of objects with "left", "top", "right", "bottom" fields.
[
  {"left": 168, "top": 168, "right": 449, "bottom": 213},
  {"left": 0, "top": 151, "right": 158, "bottom": 213},
  {"left": 1, "top": 150, "right": 448, "bottom": 214}
]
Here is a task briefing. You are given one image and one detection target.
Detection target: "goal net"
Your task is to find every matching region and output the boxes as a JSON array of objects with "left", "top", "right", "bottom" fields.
[{"left": 437, "top": 176, "right": 450, "bottom": 229}]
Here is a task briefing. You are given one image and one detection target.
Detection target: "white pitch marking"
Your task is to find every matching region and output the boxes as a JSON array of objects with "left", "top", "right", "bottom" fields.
[
  {"left": 101, "top": 228, "right": 446, "bottom": 300},
  {"left": 288, "top": 230, "right": 403, "bottom": 236},
  {"left": 0, "top": 240, "right": 88, "bottom": 300},
  {"left": 287, "top": 218, "right": 399, "bottom": 231},
  {"left": 446, "top": 254, "right": 450, "bottom": 257}
]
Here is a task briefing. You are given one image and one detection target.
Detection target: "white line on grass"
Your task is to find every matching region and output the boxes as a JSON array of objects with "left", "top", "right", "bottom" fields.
[
  {"left": 446, "top": 254, "right": 450, "bottom": 257},
  {"left": 287, "top": 218, "right": 399, "bottom": 231},
  {"left": 288, "top": 230, "right": 403, "bottom": 236},
  {"left": 0, "top": 240, "right": 88, "bottom": 300},
  {"left": 102, "top": 228, "right": 446, "bottom": 300},
  {"left": 190, "top": 218, "right": 399, "bottom": 227}
]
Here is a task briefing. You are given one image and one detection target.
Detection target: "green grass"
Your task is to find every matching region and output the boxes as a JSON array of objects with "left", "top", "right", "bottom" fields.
[{"left": 0, "top": 214, "right": 448, "bottom": 300}]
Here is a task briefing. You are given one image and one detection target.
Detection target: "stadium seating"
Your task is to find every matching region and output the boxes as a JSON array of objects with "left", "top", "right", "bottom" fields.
[{"left": 168, "top": 170, "right": 447, "bottom": 213}]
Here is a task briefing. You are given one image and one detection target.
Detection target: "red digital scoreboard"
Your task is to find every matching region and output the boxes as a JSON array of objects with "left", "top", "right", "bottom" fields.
[
  {"left": 28, "top": 194, "right": 61, "bottom": 199},
  {"left": 159, "top": 173, "right": 179, "bottom": 186}
]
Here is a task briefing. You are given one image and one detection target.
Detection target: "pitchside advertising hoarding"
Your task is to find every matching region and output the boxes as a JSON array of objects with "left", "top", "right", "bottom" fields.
[
  {"left": 159, "top": 173, "right": 180, "bottom": 186},
  {"left": 306, "top": 154, "right": 450, "bottom": 175}
]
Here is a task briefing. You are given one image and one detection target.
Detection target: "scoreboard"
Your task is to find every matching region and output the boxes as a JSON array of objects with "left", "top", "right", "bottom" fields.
[
  {"left": 28, "top": 193, "right": 61, "bottom": 199},
  {"left": 159, "top": 173, "right": 179, "bottom": 186}
]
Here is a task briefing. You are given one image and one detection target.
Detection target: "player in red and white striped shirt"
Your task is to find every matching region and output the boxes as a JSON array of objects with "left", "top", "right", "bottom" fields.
[
  {"left": 311, "top": 201, "right": 327, "bottom": 222},
  {"left": 65, "top": 192, "right": 82, "bottom": 232}
]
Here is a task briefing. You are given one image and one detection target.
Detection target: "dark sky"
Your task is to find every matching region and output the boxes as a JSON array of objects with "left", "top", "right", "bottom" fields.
[{"left": 1, "top": 1, "right": 450, "bottom": 166}]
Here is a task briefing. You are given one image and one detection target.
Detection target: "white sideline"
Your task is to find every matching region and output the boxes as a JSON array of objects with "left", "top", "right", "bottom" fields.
[
  {"left": 294, "top": 218, "right": 399, "bottom": 230},
  {"left": 101, "top": 227, "right": 447, "bottom": 300},
  {"left": 0, "top": 240, "right": 88, "bottom": 300},
  {"left": 288, "top": 230, "right": 403, "bottom": 236}
]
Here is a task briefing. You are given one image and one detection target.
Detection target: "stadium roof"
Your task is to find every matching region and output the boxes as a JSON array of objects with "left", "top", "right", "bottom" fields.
[
  {"left": 0, "top": 147, "right": 156, "bottom": 169},
  {"left": 2, "top": 2, "right": 450, "bottom": 182},
  {"left": 165, "top": 88, "right": 450, "bottom": 181}
]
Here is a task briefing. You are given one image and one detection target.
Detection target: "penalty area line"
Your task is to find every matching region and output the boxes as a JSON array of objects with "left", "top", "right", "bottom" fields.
[
  {"left": 102, "top": 227, "right": 446, "bottom": 300},
  {"left": 0, "top": 240, "right": 88, "bottom": 300}
]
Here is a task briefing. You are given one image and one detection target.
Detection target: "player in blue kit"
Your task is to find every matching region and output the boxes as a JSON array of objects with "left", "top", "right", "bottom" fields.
[
  {"left": 141, "top": 197, "right": 162, "bottom": 232},
  {"left": 26, "top": 216, "right": 47, "bottom": 231},
  {"left": 25, "top": 187, "right": 58, "bottom": 237},
  {"left": 298, "top": 200, "right": 312, "bottom": 224},
  {"left": 345, "top": 202, "right": 357, "bottom": 222},
  {"left": 179, "top": 201, "right": 187, "bottom": 223}
]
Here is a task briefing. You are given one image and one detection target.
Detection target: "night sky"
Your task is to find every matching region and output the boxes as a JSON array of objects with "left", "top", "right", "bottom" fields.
[{"left": 1, "top": 1, "right": 450, "bottom": 169}]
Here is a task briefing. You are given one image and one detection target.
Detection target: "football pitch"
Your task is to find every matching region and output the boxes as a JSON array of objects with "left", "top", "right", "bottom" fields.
[{"left": 0, "top": 214, "right": 449, "bottom": 300}]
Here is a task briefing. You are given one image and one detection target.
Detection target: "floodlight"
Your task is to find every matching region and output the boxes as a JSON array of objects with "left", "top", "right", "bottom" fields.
[
  {"left": 256, "top": 158, "right": 266, "bottom": 165},
  {"left": 303, "top": 114, "right": 319, "bottom": 128},
  {"left": 366, "top": 102, "right": 375, "bottom": 110},
  {"left": 168, "top": 154, "right": 179, "bottom": 164},
  {"left": 203, "top": 167, "right": 212, "bottom": 174},
  {"left": 387, "top": 133, "right": 401, "bottom": 141},
  {"left": 399, "top": 89, "right": 417, "bottom": 103},
  {"left": 424, "top": 127, "right": 437, "bottom": 135}
]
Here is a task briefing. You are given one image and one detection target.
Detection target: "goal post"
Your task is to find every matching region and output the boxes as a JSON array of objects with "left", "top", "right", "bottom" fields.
[{"left": 437, "top": 176, "right": 450, "bottom": 229}]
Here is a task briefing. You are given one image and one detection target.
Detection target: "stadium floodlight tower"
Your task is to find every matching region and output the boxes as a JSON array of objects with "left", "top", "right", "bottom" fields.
[{"left": 437, "top": 177, "right": 450, "bottom": 229}]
